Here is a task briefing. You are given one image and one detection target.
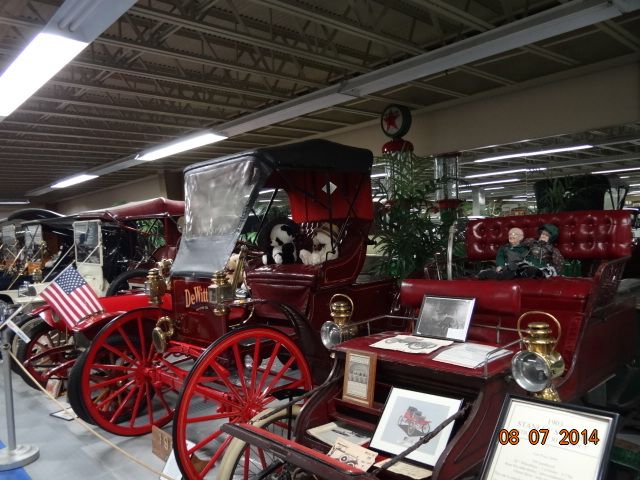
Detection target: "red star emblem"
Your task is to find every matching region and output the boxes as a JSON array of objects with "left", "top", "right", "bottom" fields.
[{"left": 383, "top": 110, "right": 400, "bottom": 131}]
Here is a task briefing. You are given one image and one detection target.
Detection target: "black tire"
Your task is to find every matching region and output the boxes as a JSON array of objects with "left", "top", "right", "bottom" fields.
[
  {"left": 67, "top": 348, "right": 97, "bottom": 423},
  {"left": 11, "top": 315, "right": 40, "bottom": 373},
  {"left": 67, "top": 335, "right": 148, "bottom": 425},
  {"left": 15, "top": 318, "right": 78, "bottom": 389},
  {"left": 105, "top": 269, "right": 148, "bottom": 296}
]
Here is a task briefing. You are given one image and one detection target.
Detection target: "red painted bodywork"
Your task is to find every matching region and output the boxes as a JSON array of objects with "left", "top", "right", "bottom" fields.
[
  {"left": 224, "top": 209, "right": 636, "bottom": 479},
  {"left": 37, "top": 292, "right": 172, "bottom": 331}
]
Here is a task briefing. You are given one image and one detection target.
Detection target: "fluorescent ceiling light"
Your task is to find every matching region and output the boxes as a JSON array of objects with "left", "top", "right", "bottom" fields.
[
  {"left": 629, "top": 184, "right": 640, "bottom": 187},
  {"left": 0, "top": 200, "right": 30, "bottom": 205},
  {"left": 0, "top": 33, "right": 87, "bottom": 117},
  {"left": 458, "top": 190, "right": 472, "bottom": 193},
  {"left": 468, "top": 178, "right": 521, "bottom": 187},
  {"left": 591, "top": 166, "right": 640, "bottom": 174},
  {"left": 484, "top": 186, "right": 505, "bottom": 191},
  {"left": 473, "top": 145, "right": 593, "bottom": 163},
  {"left": 620, "top": 176, "right": 630, "bottom": 179},
  {"left": 464, "top": 167, "right": 547, "bottom": 179},
  {"left": 138, "top": 131, "right": 227, "bottom": 161},
  {"left": 628, "top": 190, "right": 640, "bottom": 195},
  {"left": 51, "top": 174, "right": 98, "bottom": 189},
  {"left": 371, "top": 173, "right": 388, "bottom": 178}
]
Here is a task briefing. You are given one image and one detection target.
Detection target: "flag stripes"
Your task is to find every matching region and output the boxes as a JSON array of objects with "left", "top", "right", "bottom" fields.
[{"left": 40, "top": 266, "right": 103, "bottom": 328}]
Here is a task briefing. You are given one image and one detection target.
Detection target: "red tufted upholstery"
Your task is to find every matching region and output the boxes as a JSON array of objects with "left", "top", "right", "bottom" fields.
[
  {"left": 461, "top": 210, "right": 632, "bottom": 370},
  {"left": 467, "top": 210, "right": 631, "bottom": 261}
]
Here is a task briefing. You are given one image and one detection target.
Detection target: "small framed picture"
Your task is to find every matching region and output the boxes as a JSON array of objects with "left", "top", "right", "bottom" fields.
[
  {"left": 342, "top": 350, "right": 377, "bottom": 407},
  {"left": 480, "top": 395, "right": 619, "bottom": 480},
  {"left": 414, "top": 295, "right": 475, "bottom": 342},
  {"left": 370, "top": 387, "right": 462, "bottom": 466}
]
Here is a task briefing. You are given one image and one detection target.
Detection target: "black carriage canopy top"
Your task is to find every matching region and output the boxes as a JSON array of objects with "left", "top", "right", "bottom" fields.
[{"left": 173, "top": 139, "right": 375, "bottom": 278}]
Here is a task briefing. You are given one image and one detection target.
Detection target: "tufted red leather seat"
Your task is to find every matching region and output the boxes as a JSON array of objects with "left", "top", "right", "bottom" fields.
[
  {"left": 246, "top": 219, "right": 370, "bottom": 319},
  {"left": 462, "top": 210, "right": 632, "bottom": 365},
  {"left": 467, "top": 210, "right": 631, "bottom": 263}
]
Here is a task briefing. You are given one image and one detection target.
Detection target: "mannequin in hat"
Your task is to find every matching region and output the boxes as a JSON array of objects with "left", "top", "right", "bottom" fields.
[
  {"left": 478, "top": 227, "right": 528, "bottom": 280},
  {"left": 519, "top": 224, "right": 564, "bottom": 278}
]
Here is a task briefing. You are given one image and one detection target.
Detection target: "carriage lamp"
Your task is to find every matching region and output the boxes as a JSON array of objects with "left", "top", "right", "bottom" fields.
[
  {"left": 511, "top": 311, "right": 565, "bottom": 402},
  {"left": 157, "top": 259, "right": 173, "bottom": 288},
  {"left": 152, "top": 316, "right": 174, "bottom": 353},
  {"left": 208, "top": 270, "right": 233, "bottom": 316},
  {"left": 320, "top": 294, "right": 357, "bottom": 349},
  {"left": 145, "top": 268, "right": 166, "bottom": 306}
]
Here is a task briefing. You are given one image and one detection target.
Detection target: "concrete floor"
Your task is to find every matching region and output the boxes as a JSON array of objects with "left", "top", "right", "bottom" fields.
[
  {"left": 0, "top": 360, "right": 170, "bottom": 480},
  {"left": 2, "top": 348, "right": 640, "bottom": 480}
]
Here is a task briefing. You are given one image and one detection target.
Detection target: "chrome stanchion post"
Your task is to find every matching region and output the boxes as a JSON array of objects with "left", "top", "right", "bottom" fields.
[{"left": 0, "top": 306, "right": 39, "bottom": 470}]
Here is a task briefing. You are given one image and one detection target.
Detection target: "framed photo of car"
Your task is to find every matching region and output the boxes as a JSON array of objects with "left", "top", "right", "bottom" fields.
[
  {"left": 480, "top": 395, "right": 619, "bottom": 480},
  {"left": 414, "top": 295, "right": 475, "bottom": 342},
  {"left": 370, "top": 387, "right": 462, "bottom": 466},
  {"left": 342, "top": 350, "right": 377, "bottom": 407}
]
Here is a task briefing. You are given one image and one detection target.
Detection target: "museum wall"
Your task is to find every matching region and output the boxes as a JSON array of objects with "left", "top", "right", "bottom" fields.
[
  {"left": 54, "top": 172, "right": 172, "bottom": 214},
  {"left": 324, "top": 61, "right": 639, "bottom": 155},
  {"left": 50, "top": 60, "right": 639, "bottom": 214}
]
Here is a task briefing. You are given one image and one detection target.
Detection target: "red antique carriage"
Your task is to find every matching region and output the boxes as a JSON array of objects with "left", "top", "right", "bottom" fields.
[
  {"left": 12, "top": 197, "right": 183, "bottom": 389},
  {"left": 218, "top": 209, "right": 637, "bottom": 480},
  {"left": 398, "top": 406, "right": 431, "bottom": 436},
  {"left": 66, "top": 140, "right": 397, "bottom": 478}
]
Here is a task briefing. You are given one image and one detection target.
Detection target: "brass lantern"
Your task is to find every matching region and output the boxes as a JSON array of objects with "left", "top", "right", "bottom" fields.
[
  {"left": 208, "top": 270, "right": 233, "bottom": 316},
  {"left": 320, "top": 294, "right": 356, "bottom": 349},
  {"left": 511, "top": 311, "right": 565, "bottom": 402},
  {"left": 144, "top": 268, "right": 166, "bottom": 306}
]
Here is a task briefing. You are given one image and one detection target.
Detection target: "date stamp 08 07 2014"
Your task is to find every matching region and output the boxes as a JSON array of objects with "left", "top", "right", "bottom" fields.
[{"left": 498, "top": 428, "right": 601, "bottom": 446}]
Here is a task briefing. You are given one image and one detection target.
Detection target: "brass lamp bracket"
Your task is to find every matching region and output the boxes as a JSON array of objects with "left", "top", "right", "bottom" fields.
[{"left": 152, "top": 316, "right": 174, "bottom": 353}]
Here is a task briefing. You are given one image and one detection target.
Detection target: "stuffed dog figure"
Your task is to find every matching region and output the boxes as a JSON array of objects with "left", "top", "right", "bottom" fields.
[
  {"left": 260, "top": 218, "right": 298, "bottom": 265},
  {"left": 299, "top": 223, "right": 339, "bottom": 265}
]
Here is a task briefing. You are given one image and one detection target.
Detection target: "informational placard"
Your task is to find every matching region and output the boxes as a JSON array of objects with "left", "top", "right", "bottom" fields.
[
  {"left": 480, "top": 396, "right": 618, "bottom": 480},
  {"left": 342, "top": 350, "right": 377, "bottom": 407}
]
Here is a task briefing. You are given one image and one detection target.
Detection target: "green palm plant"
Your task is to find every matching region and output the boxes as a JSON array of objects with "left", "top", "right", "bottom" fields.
[{"left": 373, "top": 151, "right": 453, "bottom": 279}]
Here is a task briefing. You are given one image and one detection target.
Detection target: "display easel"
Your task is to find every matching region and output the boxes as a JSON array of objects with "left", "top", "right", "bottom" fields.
[{"left": 0, "top": 304, "right": 39, "bottom": 471}]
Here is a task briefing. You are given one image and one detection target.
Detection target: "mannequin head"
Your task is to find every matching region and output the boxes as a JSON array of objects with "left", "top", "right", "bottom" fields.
[{"left": 508, "top": 227, "right": 524, "bottom": 246}]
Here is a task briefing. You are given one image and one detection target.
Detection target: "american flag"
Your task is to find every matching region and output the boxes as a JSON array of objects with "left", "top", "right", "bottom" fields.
[{"left": 40, "top": 266, "right": 103, "bottom": 327}]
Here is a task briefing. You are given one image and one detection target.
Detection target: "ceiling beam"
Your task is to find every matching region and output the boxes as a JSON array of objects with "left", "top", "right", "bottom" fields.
[
  {"left": 218, "top": 0, "right": 640, "bottom": 137},
  {"left": 250, "top": 0, "right": 424, "bottom": 54},
  {"left": 127, "top": 5, "right": 371, "bottom": 73},
  {"left": 0, "top": 14, "right": 326, "bottom": 88},
  {"left": 97, "top": 36, "right": 324, "bottom": 88}
]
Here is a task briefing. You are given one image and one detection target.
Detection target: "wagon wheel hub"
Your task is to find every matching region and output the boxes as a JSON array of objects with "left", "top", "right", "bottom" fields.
[{"left": 241, "top": 395, "right": 268, "bottom": 420}]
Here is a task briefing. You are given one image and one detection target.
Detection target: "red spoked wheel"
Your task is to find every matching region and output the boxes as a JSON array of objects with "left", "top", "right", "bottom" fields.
[
  {"left": 217, "top": 405, "right": 301, "bottom": 480},
  {"left": 67, "top": 307, "right": 194, "bottom": 436},
  {"left": 14, "top": 317, "right": 78, "bottom": 389},
  {"left": 173, "top": 326, "right": 312, "bottom": 480}
]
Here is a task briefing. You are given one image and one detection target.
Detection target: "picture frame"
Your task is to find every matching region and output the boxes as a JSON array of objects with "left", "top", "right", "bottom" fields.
[
  {"left": 342, "top": 350, "right": 377, "bottom": 407},
  {"left": 480, "top": 395, "right": 619, "bottom": 480},
  {"left": 370, "top": 387, "right": 462, "bottom": 466},
  {"left": 414, "top": 295, "right": 475, "bottom": 342}
]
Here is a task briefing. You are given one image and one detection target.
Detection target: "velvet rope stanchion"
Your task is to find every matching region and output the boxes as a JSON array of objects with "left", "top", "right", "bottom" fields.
[
  {"left": 0, "top": 305, "right": 40, "bottom": 471},
  {"left": 6, "top": 344, "right": 176, "bottom": 480}
]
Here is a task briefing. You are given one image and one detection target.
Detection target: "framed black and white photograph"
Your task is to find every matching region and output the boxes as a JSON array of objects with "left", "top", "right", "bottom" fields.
[
  {"left": 480, "top": 395, "right": 619, "bottom": 480},
  {"left": 414, "top": 295, "right": 475, "bottom": 342},
  {"left": 370, "top": 387, "right": 462, "bottom": 467},
  {"left": 342, "top": 350, "right": 377, "bottom": 407}
]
